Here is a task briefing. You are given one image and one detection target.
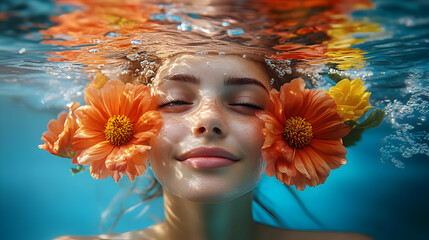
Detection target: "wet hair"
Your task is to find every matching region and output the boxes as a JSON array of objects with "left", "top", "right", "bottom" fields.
[{"left": 107, "top": 51, "right": 298, "bottom": 93}]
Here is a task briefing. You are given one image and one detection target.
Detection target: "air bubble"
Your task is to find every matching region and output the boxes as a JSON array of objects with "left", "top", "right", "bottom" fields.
[
  {"left": 145, "top": 70, "right": 155, "bottom": 76},
  {"left": 150, "top": 14, "right": 166, "bottom": 21},
  {"left": 105, "top": 32, "right": 119, "bottom": 37},
  {"left": 167, "top": 15, "right": 182, "bottom": 22},
  {"left": 140, "top": 60, "right": 149, "bottom": 67},
  {"left": 177, "top": 21, "right": 192, "bottom": 31},
  {"left": 131, "top": 40, "right": 141, "bottom": 45},
  {"left": 121, "top": 70, "right": 130, "bottom": 75},
  {"left": 126, "top": 54, "right": 139, "bottom": 61},
  {"left": 186, "top": 13, "right": 199, "bottom": 19},
  {"left": 227, "top": 28, "right": 244, "bottom": 37}
]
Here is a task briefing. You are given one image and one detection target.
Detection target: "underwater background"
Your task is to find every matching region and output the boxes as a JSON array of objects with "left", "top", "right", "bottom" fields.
[{"left": 0, "top": 0, "right": 428, "bottom": 239}]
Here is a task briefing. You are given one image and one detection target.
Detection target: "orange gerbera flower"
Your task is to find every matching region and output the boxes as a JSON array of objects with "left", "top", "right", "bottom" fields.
[
  {"left": 72, "top": 80, "right": 162, "bottom": 182},
  {"left": 256, "top": 78, "right": 350, "bottom": 190},
  {"left": 39, "top": 102, "right": 80, "bottom": 160}
]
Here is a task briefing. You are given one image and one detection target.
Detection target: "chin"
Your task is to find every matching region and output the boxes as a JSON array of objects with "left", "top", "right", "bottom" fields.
[{"left": 165, "top": 177, "right": 258, "bottom": 203}]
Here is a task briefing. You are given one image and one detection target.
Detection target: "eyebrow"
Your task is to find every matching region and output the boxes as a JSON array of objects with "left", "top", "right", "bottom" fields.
[
  {"left": 224, "top": 76, "right": 269, "bottom": 93},
  {"left": 163, "top": 74, "right": 200, "bottom": 84},
  {"left": 162, "top": 74, "right": 268, "bottom": 92}
]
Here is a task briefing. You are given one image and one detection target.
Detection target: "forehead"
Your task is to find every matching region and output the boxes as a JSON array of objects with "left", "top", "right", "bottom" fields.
[{"left": 153, "top": 54, "right": 271, "bottom": 89}]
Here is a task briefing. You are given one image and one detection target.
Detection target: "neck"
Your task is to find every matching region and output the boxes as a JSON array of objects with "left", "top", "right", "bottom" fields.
[{"left": 162, "top": 189, "right": 256, "bottom": 240}]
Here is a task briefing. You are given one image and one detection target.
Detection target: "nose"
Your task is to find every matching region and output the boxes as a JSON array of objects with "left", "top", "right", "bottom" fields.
[{"left": 191, "top": 99, "right": 227, "bottom": 138}]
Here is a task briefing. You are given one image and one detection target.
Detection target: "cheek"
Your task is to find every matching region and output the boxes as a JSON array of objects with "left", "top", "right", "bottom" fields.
[
  {"left": 148, "top": 117, "right": 184, "bottom": 178},
  {"left": 233, "top": 117, "right": 265, "bottom": 153},
  {"left": 231, "top": 117, "right": 266, "bottom": 180},
  {"left": 150, "top": 114, "right": 185, "bottom": 150}
]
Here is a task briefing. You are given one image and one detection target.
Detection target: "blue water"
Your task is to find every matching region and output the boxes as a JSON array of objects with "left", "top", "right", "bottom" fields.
[{"left": 0, "top": 0, "right": 428, "bottom": 240}]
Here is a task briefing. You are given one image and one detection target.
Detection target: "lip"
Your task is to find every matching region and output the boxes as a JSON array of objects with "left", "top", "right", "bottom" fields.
[{"left": 177, "top": 147, "right": 239, "bottom": 169}]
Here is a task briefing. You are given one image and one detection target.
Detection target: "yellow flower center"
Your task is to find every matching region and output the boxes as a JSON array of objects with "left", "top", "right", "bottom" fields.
[
  {"left": 283, "top": 117, "right": 313, "bottom": 149},
  {"left": 104, "top": 115, "right": 134, "bottom": 146}
]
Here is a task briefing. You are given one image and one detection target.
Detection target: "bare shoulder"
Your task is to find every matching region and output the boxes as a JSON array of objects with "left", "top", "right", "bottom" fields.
[
  {"left": 255, "top": 222, "right": 374, "bottom": 240},
  {"left": 54, "top": 223, "right": 165, "bottom": 240}
]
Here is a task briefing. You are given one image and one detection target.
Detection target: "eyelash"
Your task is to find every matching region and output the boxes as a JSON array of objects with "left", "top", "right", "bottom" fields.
[
  {"left": 158, "top": 100, "right": 191, "bottom": 108},
  {"left": 158, "top": 100, "right": 263, "bottom": 110},
  {"left": 229, "top": 102, "right": 263, "bottom": 110}
]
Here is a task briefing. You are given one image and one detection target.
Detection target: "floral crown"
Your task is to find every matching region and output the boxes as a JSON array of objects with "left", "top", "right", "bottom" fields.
[{"left": 39, "top": 70, "right": 383, "bottom": 190}]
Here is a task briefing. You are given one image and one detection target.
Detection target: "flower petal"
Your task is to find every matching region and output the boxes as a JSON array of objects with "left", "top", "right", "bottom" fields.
[
  {"left": 258, "top": 78, "right": 350, "bottom": 190},
  {"left": 63, "top": 79, "right": 162, "bottom": 182},
  {"left": 105, "top": 147, "right": 127, "bottom": 172},
  {"left": 72, "top": 131, "right": 106, "bottom": 151},
  {"left": 75, "top": 105, "right": 107, "bottom": 131},
  {"left": 90, "top": 160, "right": 110, "bottom": 180},
  {"left": 77, "top": 141, "right": 113, "bottom": 165}
]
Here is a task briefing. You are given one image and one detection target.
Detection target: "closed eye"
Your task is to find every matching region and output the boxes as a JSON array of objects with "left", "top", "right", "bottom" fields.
[
  {"left": 229, "top": 103, "right": 263, "bottom": 110},
  {"left": 158, "top": 100, "right": 192, "bottom": 109}
]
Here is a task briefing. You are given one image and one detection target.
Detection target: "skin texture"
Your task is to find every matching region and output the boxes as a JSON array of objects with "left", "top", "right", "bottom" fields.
[
  {"left": 55, "top": 55, "right": 374, "bottom": 240},
  {"left": 149, "top": 54, "right": 270, "bottom": 203},
  {"left": 147, "top": 54, "right": 270, "bottom": 240}
]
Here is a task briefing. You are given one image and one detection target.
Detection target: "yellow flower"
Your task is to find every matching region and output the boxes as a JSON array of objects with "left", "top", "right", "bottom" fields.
[{"left": 325, "top": 78, "right": 373, "bottom": 122}]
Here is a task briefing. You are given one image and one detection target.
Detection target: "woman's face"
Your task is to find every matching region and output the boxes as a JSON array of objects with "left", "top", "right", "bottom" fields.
[{"left": 149, "top": 54, "right": 270, "bottom": 202}]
